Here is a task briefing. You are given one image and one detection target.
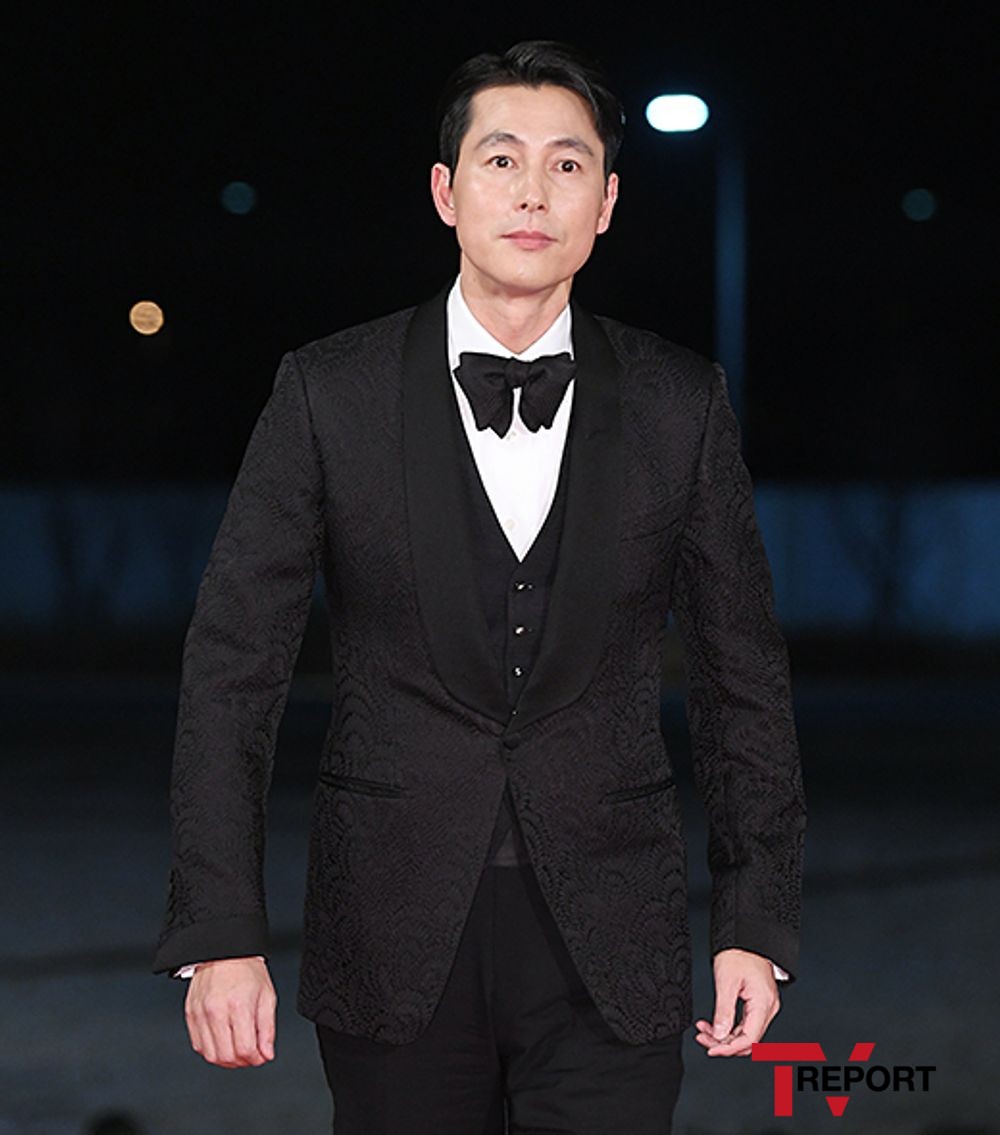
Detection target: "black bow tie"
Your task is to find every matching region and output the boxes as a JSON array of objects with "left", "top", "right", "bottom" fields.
[{"left": 454, "top": 351, "right": 576, "bottom": 437}]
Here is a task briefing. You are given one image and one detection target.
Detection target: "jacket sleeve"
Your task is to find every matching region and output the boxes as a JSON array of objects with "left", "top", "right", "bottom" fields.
[
  {"left": 669, "top": 363, "right": 806, "bottom": 980},
  {"left": 152, "top": 351, "right": 325, "bottom": 975}
]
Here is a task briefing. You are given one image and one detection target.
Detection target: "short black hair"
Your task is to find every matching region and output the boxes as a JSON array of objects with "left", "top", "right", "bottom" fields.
[{"left": 436, "top": 40, "right": 625, "bottom": 181}]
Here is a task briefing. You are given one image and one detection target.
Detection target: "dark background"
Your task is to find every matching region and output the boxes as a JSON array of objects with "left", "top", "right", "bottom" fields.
[
  {"left": 7, "top": 3, "right": 998, "bottom": 482},
  {"left": 3, "top": 5, "right": 998, "bottom": 1134}
]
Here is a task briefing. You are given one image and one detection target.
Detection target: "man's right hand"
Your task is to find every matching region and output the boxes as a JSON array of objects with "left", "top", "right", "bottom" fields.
[{"left": 184, "top": 956, "right": 277, "bottom": 1067}]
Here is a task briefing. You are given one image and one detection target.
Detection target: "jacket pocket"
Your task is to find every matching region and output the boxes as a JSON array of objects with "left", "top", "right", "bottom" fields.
[
  {"left": 602, "top": 775, "right": 675, "bottom": 804},
  {"left": 317, "top": 771, "right": 408, "bottom": 798}
]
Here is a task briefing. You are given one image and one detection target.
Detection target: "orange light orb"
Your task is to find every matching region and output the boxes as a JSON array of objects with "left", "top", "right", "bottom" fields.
[{"left": 129, "top": 300, "right": 165, "bottom": 335}]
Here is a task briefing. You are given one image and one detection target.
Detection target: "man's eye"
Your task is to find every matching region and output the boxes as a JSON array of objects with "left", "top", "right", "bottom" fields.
[
  {"left": 558, "top": 159, "right": 580, "bottom": 172},
  {"left": 490, "top": 155, "right": 513, "bottom": 168}
]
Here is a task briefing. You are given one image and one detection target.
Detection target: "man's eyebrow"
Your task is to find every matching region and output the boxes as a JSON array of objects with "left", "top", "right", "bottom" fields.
[
  {"left": 549, "top": 136, "right": 596, "bottom": 157},
  {"left": 472, "top": 131, "right": 596, "bottom": 158},
  {"left": 473, "top": 130, "right": 522, "bottom": 151}
]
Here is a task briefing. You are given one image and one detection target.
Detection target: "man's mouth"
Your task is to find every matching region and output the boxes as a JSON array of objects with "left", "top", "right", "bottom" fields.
[{"left": 502, "top": 230, "right": 556, "bottom": 250}]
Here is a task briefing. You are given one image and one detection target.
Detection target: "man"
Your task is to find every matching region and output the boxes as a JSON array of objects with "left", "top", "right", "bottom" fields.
[{"left": 153, "top": 40, "right": 805, "bottom": 1133}]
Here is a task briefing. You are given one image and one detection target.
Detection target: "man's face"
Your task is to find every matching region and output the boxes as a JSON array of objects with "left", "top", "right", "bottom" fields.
[{"left": 431, "top": 83, "right": 619, "bottom": 299}]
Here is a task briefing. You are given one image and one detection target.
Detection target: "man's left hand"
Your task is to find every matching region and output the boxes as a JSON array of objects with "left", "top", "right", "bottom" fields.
[{"left": 693, "top": 947, "right": 780, "bottom": 1057}]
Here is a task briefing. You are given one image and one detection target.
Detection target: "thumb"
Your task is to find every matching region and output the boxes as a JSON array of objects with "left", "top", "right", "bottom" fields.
[{"left": 712, "top": 975, "right": 740, "bottom": 1039}]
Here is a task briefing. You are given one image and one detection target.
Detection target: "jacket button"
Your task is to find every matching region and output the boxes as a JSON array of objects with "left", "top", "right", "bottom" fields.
[
  {"left": 503, "top": 734, "right": 521, "bottom": 750},
  {"left": 511, "top": 665, "right": 523, "bottom": 677}
]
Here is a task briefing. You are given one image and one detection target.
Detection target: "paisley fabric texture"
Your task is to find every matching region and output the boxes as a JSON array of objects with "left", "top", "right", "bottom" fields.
[{"left": 152, "top": 295, "right": 805, "bottom": 1046}]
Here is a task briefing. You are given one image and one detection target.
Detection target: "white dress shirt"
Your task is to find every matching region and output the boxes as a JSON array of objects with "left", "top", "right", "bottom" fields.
[
  {"left": 447, "top": 275, "right": 575, "bottom": 559},
  {"left": 175, "top": 276, "right": 786, "bottom": 983}
]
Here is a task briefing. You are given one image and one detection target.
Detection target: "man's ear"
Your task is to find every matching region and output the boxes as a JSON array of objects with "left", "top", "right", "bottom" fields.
[
  {"left": 430, "top": 162, "right": 457, "bottom": 228},
  {"left": 596, "top": 171, "right": 619, "bottom": 236}
]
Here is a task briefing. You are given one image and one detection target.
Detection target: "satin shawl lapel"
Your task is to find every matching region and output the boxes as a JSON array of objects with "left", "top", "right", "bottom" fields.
[
  {"left": 402, "top": 291, "right": 623, "bottom": 730},
  {"left": 403, "top": 288, "right": 509, "bottom": 723}
]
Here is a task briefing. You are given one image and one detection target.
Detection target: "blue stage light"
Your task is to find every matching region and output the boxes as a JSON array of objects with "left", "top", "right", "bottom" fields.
[
  {"left": 901, "top": 188, "right": 937, "bottom": 222},
  {"left": 220, "top": 181, "right": 258, "bottom": 215}
]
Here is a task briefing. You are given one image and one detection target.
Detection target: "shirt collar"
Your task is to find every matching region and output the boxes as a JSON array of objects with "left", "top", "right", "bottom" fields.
[{"left": 446, "top": 275, "right": 574, "bottom": 375}]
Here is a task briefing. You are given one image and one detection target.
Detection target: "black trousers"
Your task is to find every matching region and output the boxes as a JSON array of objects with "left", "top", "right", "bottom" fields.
[{"left": 316, "top": 860, "right": 684, "bottom": 1134}]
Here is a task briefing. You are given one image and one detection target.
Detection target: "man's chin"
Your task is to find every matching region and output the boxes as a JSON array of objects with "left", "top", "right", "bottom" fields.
[{"left": 470, "top": 267, "right": 576, "bottom": 302}]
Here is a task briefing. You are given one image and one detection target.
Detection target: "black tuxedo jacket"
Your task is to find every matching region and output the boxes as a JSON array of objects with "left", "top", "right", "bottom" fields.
[{"left": 153, "top": 289, "right": 805, "bottom": 1045}]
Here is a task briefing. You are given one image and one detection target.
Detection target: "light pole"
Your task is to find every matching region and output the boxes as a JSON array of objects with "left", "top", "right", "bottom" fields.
[{"left": 645, "top": 94, "right": 746, "bottom": 426}]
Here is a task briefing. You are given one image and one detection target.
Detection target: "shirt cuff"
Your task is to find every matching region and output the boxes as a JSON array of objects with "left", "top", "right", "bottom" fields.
[
  {"left": 172, "top": 955, "right": 265, "bottom": 980},
  {"left": 773, "top": 962, "right": 790, "bottom": 982}
]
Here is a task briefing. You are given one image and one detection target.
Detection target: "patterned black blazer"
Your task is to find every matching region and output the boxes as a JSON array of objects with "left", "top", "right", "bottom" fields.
[{"left": 153, "top": 288, "right": 806, "bottom": 1045}]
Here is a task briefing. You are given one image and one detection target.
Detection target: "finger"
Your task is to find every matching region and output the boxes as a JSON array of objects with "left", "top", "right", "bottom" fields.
[
  {"left": 694, "top": 1022, "right": 737, "bottom": 1043},
  {"left": 185, "top": 996, "right": 217, "bottom": 1065},
  {"left": 706, "top": 1031, "right": 753, "bottom": 1057},
  {"left": 256, "top": 986, "right": 276, "bottom": 1061},
  {"left": 711, "top": 975, "right": 741, "bottom": 1039},
  {"left": 230, "top": 1003, "right": 264, "bottom": 1067},
  {"left": 694, "top": 1024, "right": 741, "bottom": 1053},
  {"left": 748, "top": 998, "right": 780, "bottom": 1051},
  {"left": 204, "top": 1000, "right": 238, "bottom": 1067},
  {"left": 701, "top": 1000, "right": 780, "bottom": 1057},
  {"left": 186, "top": 1015, "right": 208, "bottom": 1062},
  {"left": 707, "top": 984, "right": 777, "bottom": 1056},
  {"left": 737, "top": 999, "right": 768, "bottom": 1045},
  {"left": 763, "top": 995, "right": 781, "bottom": 1034}
]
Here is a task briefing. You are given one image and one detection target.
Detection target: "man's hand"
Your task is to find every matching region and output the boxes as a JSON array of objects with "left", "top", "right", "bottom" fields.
[
  {"left": 184, "top": 956, "right": 277, "bottom": 1067},
  {"left": 694, "top": 948, "right": 779, "bottom": 1057}
]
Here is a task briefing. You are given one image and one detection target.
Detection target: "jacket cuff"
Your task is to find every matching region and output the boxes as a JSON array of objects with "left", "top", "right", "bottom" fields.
[
  {"left": 152, "top": 914, "right": 269, "bottom": 976},
  {"left": 712, "top": 914, "right": 800, "bottom": 983}
]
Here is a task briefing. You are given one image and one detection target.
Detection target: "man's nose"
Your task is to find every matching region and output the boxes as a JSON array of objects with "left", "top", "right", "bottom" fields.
[{"left": 516, "top": 168, "right": 548, "bottom": 211}]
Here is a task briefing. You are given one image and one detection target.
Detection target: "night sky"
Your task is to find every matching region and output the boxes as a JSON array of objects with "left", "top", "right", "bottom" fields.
[{"left": 7, "top": 4, "right": 997, "bottom": 481}]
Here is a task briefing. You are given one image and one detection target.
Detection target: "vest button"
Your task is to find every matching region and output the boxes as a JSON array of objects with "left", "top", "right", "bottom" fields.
[
  {"left": 513, "top": 580, "right": 534, "bottom": 591},
  {"left": 503, "top": 734, "right": 521, "bottom": 750},
  {"left": 513, "top": 624, "right": 527, "bottom": 635},
  {"left": 511, "top": 665, "right": 524, "bottom": 678}
]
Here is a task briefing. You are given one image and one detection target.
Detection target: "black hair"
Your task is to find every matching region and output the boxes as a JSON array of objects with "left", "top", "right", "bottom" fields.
[{"left": 436, "top": 40, "right": 625, "bottom": 180}]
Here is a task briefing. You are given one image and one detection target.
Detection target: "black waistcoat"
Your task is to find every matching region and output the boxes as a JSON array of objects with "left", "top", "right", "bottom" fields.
[{"left": 453, "top": 416, "right": 573, "bottom": 866}]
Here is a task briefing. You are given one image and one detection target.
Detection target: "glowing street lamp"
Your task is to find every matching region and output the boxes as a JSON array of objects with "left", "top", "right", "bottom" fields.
[
  {"left": 645, "top": 94, "right": 710, "bottom": 134},
  {"left": 645, "top": 92, "right": 746, "bottom": 426}
]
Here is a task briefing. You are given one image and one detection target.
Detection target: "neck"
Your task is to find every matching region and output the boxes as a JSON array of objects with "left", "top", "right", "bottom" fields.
[{"left": 458, "top": 264, "right": 570, "bottom": 354}]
